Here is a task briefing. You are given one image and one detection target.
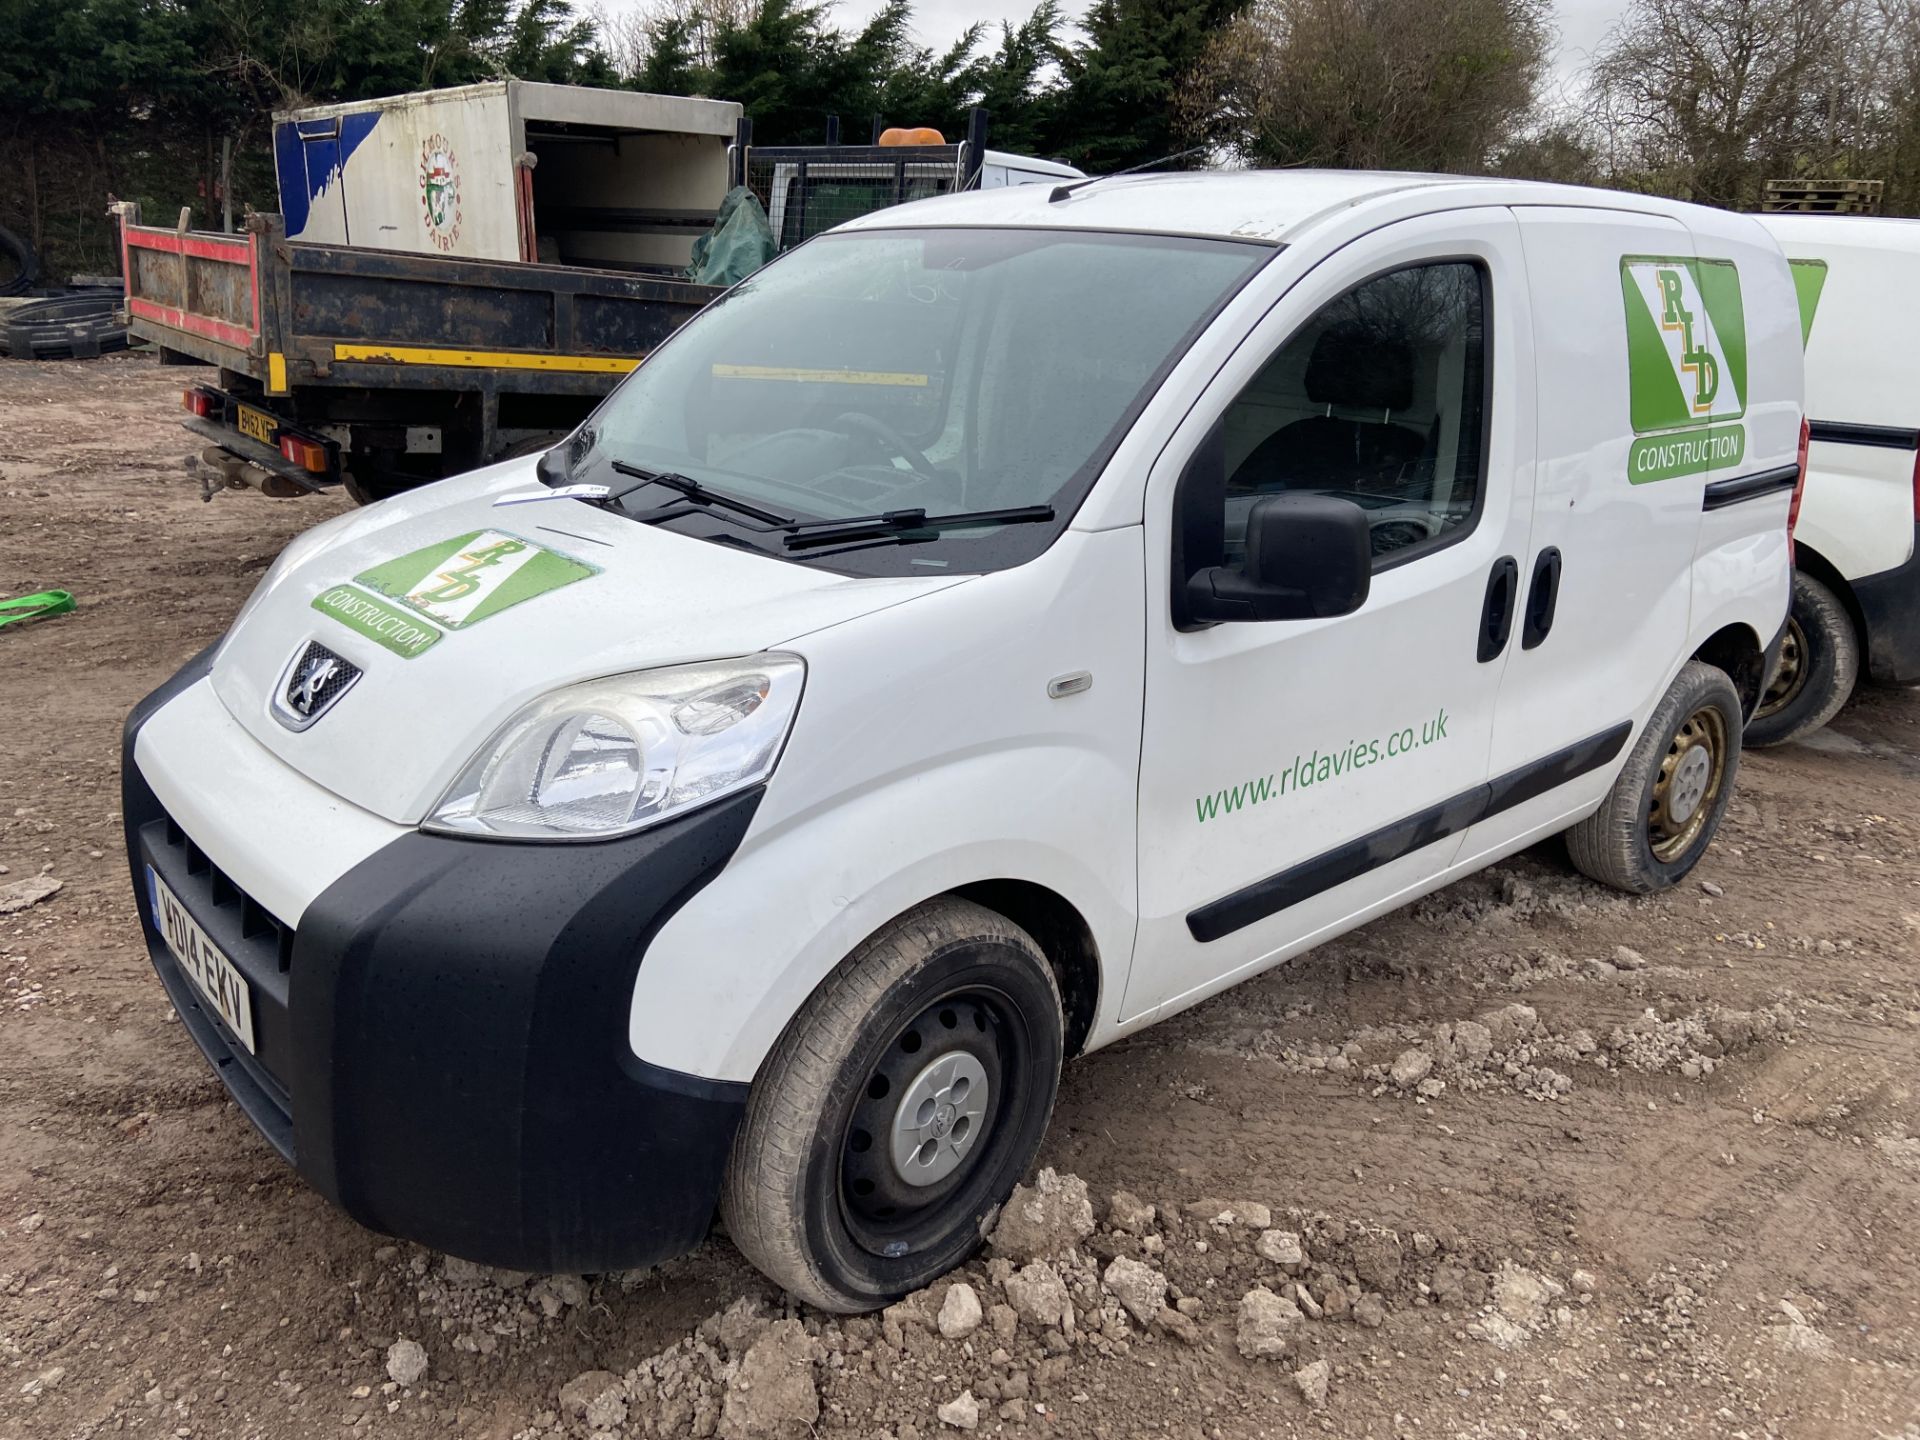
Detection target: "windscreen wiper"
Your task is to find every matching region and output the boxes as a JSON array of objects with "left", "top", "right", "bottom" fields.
[
  {"left": 782, "top": 505, "right": 1055, "bottom": 550},
  {"left": 605, "top": 460, "right": 796, "bottom": 528}
]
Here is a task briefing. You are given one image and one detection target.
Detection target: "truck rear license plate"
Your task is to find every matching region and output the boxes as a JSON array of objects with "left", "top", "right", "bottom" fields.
[
  {"left": 147, "top": 866, "right": 256, "bottom": 1053},
  {"left": 236, "top": 405, "right": 276, "bottom": 445}
]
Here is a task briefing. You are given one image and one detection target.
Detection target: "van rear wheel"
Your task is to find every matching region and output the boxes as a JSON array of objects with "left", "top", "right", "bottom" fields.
[
  {"left": 1567, "top": 661, "right": 1742, "bottom": 894},
  {"left": 720, "top": 898, "right": 1063, "bottom": 1313},
  {"left": 1745, "top": 571, "right": 1859, "bottom": 747}
]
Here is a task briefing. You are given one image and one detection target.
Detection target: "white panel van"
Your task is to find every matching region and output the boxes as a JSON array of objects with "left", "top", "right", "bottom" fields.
[
  {"left": 1749, "top": 215, "right": 1920, "bottom": 743},
  {"left": 121, "top": 173, "right": 1801, "bottom": 1310}
]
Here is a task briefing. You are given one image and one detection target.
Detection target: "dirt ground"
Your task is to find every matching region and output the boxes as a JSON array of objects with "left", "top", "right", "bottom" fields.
[{"left": 2, "top": 352, "right": 1917, "bottom": 1440}]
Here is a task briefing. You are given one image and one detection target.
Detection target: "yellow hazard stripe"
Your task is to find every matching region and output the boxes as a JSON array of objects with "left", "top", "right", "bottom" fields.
[
  {"left": 711, "top": 364, "right": 929, "bottom": 387},
  {"left": 332, "top": 343, "right": 641, "bottom": 374}
]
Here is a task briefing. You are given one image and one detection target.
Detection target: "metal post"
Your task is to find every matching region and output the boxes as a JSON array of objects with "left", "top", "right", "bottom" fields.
[
  {"left": 962, "top": 107, "right": 989, "bottom": 190},
  {"left": 220, "top": 136, "right": 234, "bottom": 233},
  {"left": 730, "top": 116, "right": 752, "bottom": 191},
  {"left": 825, "top": 115, "right": 840, "bottom": 146},
  {"left": 870, "top": 115, "right": 885, "bottom": 144}
]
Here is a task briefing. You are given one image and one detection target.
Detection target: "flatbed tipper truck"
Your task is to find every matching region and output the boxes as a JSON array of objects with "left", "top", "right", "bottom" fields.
[{"left": 117, "top": 83, "right": 1079, "bottom": 502}]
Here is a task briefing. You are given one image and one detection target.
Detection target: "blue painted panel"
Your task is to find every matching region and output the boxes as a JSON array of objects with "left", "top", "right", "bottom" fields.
[{"left": 272, "top": 110, "right": 382, "bottom": 240}]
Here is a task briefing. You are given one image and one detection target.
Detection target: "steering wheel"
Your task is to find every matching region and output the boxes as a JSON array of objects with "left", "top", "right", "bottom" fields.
[
  {"left": 831, "top": 411, "right": 945, "bottom": 485},
  {"left": 1369, "top": 517, "right": 1434, "bottom": 557}
]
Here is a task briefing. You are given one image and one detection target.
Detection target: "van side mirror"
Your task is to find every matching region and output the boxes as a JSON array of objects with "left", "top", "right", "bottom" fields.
[{"left": 1185, "top": 493, "right": 1372, "bottom": 623}]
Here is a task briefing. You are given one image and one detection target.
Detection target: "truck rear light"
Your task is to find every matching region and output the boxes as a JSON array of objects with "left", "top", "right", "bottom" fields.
[
  {"left": 1787, "top": 416, "right": 1810, "bottom": 558},
  {"left": 279, "top": 434, "right": 329, "bottom": 473},
  {"left": 182, "top": 387, "right": 219, "bottom": 418}
]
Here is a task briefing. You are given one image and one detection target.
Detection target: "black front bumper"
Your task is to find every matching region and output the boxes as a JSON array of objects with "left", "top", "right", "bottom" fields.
[
  {"left": 122, "top": 650, "right": 756, "bottom": 1273},
  {"left": 1852, "top": 521, "right": 1920, "bottom": 686}
]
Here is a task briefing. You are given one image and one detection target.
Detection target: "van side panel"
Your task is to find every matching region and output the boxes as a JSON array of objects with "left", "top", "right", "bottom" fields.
[
  {"left": 1795, "top": 445, "right": 1917, "bottom": 581},
  {"left": 625, "top": 528, "right": 1146, "bottom": 1085},
  {"left": 1760, "top": 216, "right": 1919, "bottom": 582},
  {"left": 1466, "top": 209, "right": 1706, "bottom": 850}
]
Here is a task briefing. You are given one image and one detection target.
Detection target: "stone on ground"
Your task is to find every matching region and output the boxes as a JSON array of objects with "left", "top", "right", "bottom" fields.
[
  {"left": 720, "top": 1319, "right": 821, "bottom": 1437},
  {"left": 1292, "top": 1358, "right": 1331, "bottom": 1407},
  {"left": 1235, "top": 1286, "right": 1302, "bottom": 1359},
  {"left": 1101, "top": 1255, "right": 1167, "bottom": 1326},
  {"left": 938, "top": 1282, "right": 984, "bottom": 1340},
  {"left": 0, "top": 875, "right": 61, "bottom": 915},
  {"left": 937, "top": 1389, "right": 981, "bottom": 1430},
  {"left": 1107, "top": 1190, "right": 1157, "bottom": 1235},
  {"left": 988, "top": 1168, "right": 1095, "bottom": 1261},
  {"left": 1390, "top": 1048, "right": 1434, "bottom": 1088},
  {"left": 1004, "top": 1260, "right": 1072, "bottom": 1329},
  {"left": 558, "top": 1370, "right": 627, "bottom": 1431},
  {"left": 385, "top": 1338, "right": 428, "bottom": 1387},
  {"left": 1255, "top": 1229, "right": 1306, "bottom": 1271},
  {"left": 1478, "top": 1002, "right": 1539, "bottom": 1049}
]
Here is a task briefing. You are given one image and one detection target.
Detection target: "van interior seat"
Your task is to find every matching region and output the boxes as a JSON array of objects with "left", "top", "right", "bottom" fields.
[{"left": 1230, "top": 323, "right": 1427, "bottom": 495}]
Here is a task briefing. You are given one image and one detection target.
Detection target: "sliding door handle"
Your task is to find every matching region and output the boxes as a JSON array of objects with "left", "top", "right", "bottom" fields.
[
  {"left": 1522, "top": 547, "right": 1563, "bottom": 650},
  {"left": 1478, "top": 555, "right": 1519, "bottom": 663}
]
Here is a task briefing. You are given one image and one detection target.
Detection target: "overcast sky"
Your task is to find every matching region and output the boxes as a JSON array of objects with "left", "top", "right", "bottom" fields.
[{"left": 602, "top": 0, "right": 1633, "bottom": 96}]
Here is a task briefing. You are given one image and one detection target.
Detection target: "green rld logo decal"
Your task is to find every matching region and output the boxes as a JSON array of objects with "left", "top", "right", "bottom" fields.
[
  {"left": 312, "top": 529, "right": 599, "bottom": 657},
  {"left": 1788, "top": 258, "right": 1828, "bottom": 346},
  {"left": 1620, "top": 257, "right": 1748, "bottom": 483}
]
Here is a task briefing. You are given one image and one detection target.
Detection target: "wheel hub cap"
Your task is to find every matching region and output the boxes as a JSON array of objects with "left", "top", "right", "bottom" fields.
[
  {"left": 1669, "top": 745, "right": 1712, "bottom": 822},
  {"left": 1648, "top": 704, "right": 1728, "bottom": 863},
  {"left": 889, "top": 1051, "right": 990, "bottom": 1187}
]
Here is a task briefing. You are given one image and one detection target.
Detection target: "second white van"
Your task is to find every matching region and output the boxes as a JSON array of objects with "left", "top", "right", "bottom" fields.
[
  {"left": 122, "top": 172, "right": 1800, "bottom": 1311},
  {"left": 1750, "top": 214, "right": 1920, "bottom": 743}
]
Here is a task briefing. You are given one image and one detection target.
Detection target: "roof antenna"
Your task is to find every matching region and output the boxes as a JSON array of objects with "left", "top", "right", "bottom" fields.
[{"left": 1049, "top": 145, "right": 1210, "bottom": 203}]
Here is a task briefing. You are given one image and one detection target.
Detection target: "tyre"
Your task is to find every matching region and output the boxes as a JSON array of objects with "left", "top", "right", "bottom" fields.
[
  {"left": 0, "top": 225, "right": 36, "bottom": 297},
  {"left": 1745, "top": 571, "right": 1859, "bottom": 747},
  {"left": 0, "top": 293, "right": 127, "bottom": 359},
  {"left": 1568, "top": 660, "right": 1742, "bottom": 894},
  {"left": 721, "top": 897, "right": 1064, "bottom": 1313}
]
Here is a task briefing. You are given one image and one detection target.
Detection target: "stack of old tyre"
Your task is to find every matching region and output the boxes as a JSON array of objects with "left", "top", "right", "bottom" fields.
[{"left": 0, "top": 225, "right": 129, "bottom": 360}]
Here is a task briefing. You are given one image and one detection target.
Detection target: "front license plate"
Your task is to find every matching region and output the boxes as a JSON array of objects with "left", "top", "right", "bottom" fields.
[
  {"left": 235, "top": 404, "right": 276, "bottom": 446},
  {"left": 147, "top": 867, "right": 256, "bottom": 1053}
]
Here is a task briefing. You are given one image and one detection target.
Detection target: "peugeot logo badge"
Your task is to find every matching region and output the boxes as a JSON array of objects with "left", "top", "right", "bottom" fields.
[{"left": 272, "top": 640, "right": 362, "bottom": 731}]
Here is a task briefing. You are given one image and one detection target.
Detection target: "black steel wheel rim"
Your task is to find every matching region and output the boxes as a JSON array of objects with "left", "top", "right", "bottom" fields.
[{"left": 837, "top": 985, "right": 1021, "bottom": 1259}]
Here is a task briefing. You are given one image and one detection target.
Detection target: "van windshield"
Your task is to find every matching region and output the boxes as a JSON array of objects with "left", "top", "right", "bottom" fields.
[{"left": 580, "top": 227, "right": 1271, "bottom": 576}]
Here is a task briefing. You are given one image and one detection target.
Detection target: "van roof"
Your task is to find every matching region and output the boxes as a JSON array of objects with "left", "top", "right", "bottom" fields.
[
  {"left": 1753, "top": 212, "right": 1920, "bottom": 254},
  {"left": 834, "top": 168, "right": 1761, "bottom": 245}
]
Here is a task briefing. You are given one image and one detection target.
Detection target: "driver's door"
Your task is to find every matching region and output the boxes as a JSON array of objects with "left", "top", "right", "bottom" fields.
[{"left": 1126, "top": 209, "right": 1538, "bottom": 1022}]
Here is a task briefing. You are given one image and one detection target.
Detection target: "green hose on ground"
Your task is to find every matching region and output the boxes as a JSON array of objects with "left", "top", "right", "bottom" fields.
[{"left": 0, "top": 590, "right": 76, "bottom": 628}]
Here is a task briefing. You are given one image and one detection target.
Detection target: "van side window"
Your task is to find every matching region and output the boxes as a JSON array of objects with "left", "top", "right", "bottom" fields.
[{"left": 1220, "top": 262, "right": 1488, "bottom": 568}]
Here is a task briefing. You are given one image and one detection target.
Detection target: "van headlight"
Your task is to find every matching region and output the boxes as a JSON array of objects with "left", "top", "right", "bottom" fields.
[{"left": 423, "top": 655, "right": 805, "bottom": 840}]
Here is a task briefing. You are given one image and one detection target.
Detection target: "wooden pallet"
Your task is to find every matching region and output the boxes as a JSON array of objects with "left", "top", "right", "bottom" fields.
[{"left": 1762, "top": 179, "right": 1884, "bottom": 215}]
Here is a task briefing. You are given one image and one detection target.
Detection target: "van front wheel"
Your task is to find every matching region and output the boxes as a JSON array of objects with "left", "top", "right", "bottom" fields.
[
  {"left": 1568, "top": 661, "right": 1742, "bottom": 894},
  {"left": 1745, "top": 571, "right": 1859, "bottom": 747},
  {"left": 721, "top": 898, "right": 1063, "bottom": 1313}
]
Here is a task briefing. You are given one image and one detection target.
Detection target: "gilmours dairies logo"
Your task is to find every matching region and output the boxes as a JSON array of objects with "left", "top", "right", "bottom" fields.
[
  {"left": 419, "top": 134, "right": 461, "bottom": 251},
  {"left": 1619, "top": 256, "right": 1749, "bottom": 484},
  {"left": 310, "top": 530, "right": 599, "bottom": 660}
]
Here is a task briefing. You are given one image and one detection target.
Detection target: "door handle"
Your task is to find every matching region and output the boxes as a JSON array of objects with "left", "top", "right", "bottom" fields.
[
  {"left": 1478, "top": 556, "right": 1519, "bottom": 663},
  {"left": 1522, "top": 547, "right": 1563, "bottom": 650}
]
